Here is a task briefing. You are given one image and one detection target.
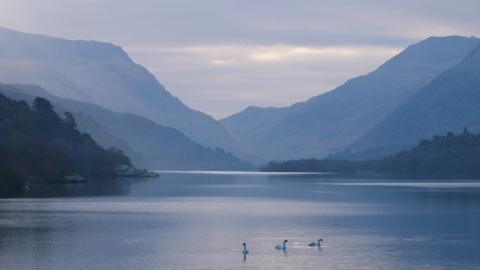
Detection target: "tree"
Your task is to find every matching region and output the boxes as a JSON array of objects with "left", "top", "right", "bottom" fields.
[
  {"left": 32, "top": 97, "right": 61, "bottom": 134},
  {"left": 33, "top": 97, "right": 56, "bottom": 116},
  {"left": 64, "top": 112, "right": 77, "bottom": 128}
]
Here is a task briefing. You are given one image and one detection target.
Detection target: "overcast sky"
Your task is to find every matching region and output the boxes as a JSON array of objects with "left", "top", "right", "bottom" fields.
[{"left": 0, "top": 0, "right": 479, "bottom": 118}]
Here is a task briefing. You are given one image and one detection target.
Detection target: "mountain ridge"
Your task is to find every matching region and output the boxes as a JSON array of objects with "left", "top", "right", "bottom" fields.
[
  {"left": 222, "top": 35, "right": 479, "bottom": 162},
  {"left": 0, "top": 27, "right": 234, "bottom": 151},
  {"left": 348, "top": 41, "right": 480, "bottom": 157}
]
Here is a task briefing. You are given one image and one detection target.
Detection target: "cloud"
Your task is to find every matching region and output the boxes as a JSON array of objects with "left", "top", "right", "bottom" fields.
[
  {"left": 127, "top": 44, "right": 401, "bottom": 64},
  {"left": 0, "top": 0, "right": 479, "bottom": 118},
  {"left": 126, "top": 44, "right": 401, "bottom": 117},
  {"left": 246, "top": 46, "right": 400, "bottom": 62},
  {"left": 209, "top": 59, "right": 231, "bottom": 66}
]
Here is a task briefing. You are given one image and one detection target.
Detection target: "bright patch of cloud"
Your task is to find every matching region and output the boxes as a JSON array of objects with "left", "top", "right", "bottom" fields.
[
  {"left": 126, "top": 43, "right": 402, "bottom": 118},
  {"left": 128, "top": 44, "right": 402, "bottom": 65},
  {"left": 247, "top": 45, "right": 398, "bottom": 62},
  {"left": 209, "top": 59, "right": 228, "bottom": 65}
]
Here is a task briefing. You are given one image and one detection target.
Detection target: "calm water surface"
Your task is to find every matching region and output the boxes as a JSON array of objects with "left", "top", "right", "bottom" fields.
[{"left": 1, "top": 172, "right": 480, "bottom": 270}]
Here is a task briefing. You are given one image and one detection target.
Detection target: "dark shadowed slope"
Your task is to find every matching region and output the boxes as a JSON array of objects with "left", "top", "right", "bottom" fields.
[
  {"left": 0, "top": 27, "right": 233, "bottom": 150},
  {"left": 349, "top": 42, "right": 480, "bottom": 158},
  {"left": 222, "top": 36, "right": 479, "bottom": 162},
  {"left": 0, "top": 84, "right": 252, "bottom": 170},
  {"left": 0, "top": 84, "right": 143, "bottom": 164},
  {"left": 0, "top": 87, "right": 131, "bottom": 191}
]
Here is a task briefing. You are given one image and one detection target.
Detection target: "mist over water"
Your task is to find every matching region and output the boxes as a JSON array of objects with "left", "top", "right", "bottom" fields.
[{"left": 1, "top": 172, "right": 480, "bottom": 270}]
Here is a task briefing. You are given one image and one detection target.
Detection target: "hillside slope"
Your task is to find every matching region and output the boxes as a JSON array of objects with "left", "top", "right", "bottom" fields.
[
  {"left": 222, "top": 36, "right": 479, "bottom": 162},
  {"left": 349, "top": 42, "right": 480, "bottom": 157},
  {"left": 263, "top": 130, "right": 480, "bottom": 178},
  {"left": 0, "top": 27, "right": 233, "bottom": 150},
  {"left": 0, "top": 84, "right": 252, "bottom": 170},
  {"left": 0, "top": 90, "right": 130, "bottom": 191}
]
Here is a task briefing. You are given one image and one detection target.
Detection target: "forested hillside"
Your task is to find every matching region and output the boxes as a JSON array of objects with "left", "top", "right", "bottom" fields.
[
  {"left": 262, "top": 130, "right": 480, "bottom": 177},
  {"left": 0, "top": 84, "right": 252, "bottom": 170},
  {"left": 0, "top": 89, "right": 130, "bottom": 192}
]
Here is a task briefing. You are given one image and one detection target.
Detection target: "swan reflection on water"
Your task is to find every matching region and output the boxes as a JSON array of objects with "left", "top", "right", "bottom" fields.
[{"left": 242, "top": 242, "right": 249, "bottom": 262}]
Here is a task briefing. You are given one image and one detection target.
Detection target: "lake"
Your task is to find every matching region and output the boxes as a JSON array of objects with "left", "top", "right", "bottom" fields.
[{"left": 1, "top": 172, "right": 480, "bottom": 270}]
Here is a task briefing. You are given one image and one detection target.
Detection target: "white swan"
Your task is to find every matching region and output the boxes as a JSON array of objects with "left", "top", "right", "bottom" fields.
[
  {"left": 242, "top": 242, "right": 249, "bottom": 255},
  {"left": 308, "top": 238, "right": 323, "bottom": 247},
  {"left": 275, "top": 240, "right": 288, "bottom": 250}
]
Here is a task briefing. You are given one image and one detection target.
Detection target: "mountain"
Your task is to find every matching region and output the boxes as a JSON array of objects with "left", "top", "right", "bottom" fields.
[
  {"left": 0, "top": 27, "right": 233, "bottom": 150},
  {"left": 221, "top": 105, "right": 289, "bottom": 163},
  {"left": 0, "top": 84, "right": 252, "bottom": 170},
  {"left": 348, "top": 42, "right": 480, "bottom": 157},
  {"left": 221, "top": 36, "right": 479, "bottom": 162},
  {"left": 0, "top": 89, "right": 130, "bottom": 192}
]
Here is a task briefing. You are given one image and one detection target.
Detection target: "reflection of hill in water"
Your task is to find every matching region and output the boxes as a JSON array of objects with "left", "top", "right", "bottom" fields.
[{"left": 0, "top": 178, "right": 140, "bottom": 198}]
